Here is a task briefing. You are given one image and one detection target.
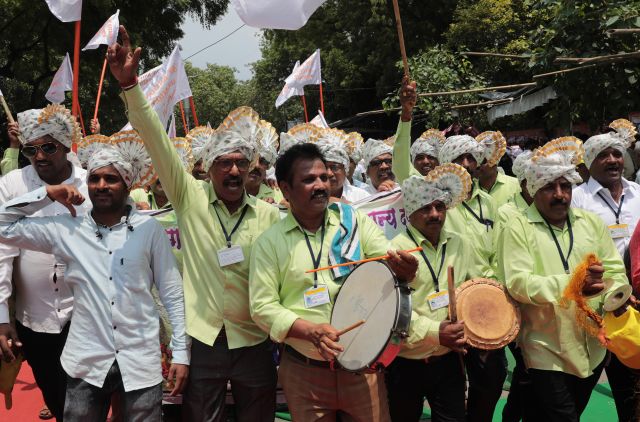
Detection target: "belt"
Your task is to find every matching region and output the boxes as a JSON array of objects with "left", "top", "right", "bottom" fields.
[{"left": 284, "top": 346, "right": 339, "bottom": 370}]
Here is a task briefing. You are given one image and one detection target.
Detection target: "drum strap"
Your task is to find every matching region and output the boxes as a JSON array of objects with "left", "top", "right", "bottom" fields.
[
  {"left": 462, "top": 196, "right": 493, "bottom": 232},
  {"left": 407, "top": 229, "right": 446, "bottom": 292},
  {"left": 544, "top": 217, "right": 573, "bottom": 274},
  {"left": 212, "top": 203, "right": 249, "bottom": 248},
  {"left": 301, "top": 221, "right": 326, "bottom": 286}
]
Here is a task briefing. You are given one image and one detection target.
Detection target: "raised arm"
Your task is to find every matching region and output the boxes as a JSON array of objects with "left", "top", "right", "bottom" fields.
[
  {"left": 391, "top": 78, "right": 417, "bottom": 183},
  {"left": 108, "top": 25, "right": 195, "bottom": 211},
  {"left": 1, "top": 122, "right": 21, "bottom": 175}
]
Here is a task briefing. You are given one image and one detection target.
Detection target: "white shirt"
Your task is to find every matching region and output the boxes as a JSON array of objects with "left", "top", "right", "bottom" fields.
[
  {"left": 0, "top": 187, "right": 188, "bottom": 391},
  {"left": 572, "top": 177, "right": 640, "bottom": 258},
  {"left": 0, "top": 165, "right": 89, "bottom": 332},
  {"left": 341, "top": 180, "right": 370, "bottom": 203}
]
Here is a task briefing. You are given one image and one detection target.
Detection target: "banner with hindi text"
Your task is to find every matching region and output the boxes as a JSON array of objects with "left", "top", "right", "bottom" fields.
[{"left": 353, "top": 188, "right": 407, "bottom": 240}]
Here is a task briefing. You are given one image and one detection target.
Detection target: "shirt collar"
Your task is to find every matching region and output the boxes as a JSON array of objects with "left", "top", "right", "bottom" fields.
[
  {"left": 587, "top": 176, "right": 633, "bottom": 197},
  {"left": 406, "top": 223, "right": 452, "bottom": 252},
  {"left": 283, "top": 207, "right": 339, "bottom": 233}
]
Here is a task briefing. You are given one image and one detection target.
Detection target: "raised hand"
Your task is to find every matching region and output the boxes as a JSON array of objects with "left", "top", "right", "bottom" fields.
[
  {"left": 45, "top": 185, "right": 85, "bottom": 217},
  {"left": 7, "top": 122, "right": 20, "bottom": 148},
  {"left": 107, "top": 25, "right": 142, "bottom": 87},
  {"left": 399, "top": 76, "right": 417, "bottom": 122}
]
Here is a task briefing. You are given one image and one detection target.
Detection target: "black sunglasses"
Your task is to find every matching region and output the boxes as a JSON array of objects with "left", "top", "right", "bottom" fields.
[{"left": 22, "top": 142, "right": 59, "bottom": 158}]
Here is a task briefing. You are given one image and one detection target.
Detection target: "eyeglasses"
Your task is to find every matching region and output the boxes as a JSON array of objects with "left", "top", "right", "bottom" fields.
[
  {"left": 213, "top": 158, "right": 251, "bottom": 172},
  {"left": 22, "top": 142, "right": 59, "bottom": 158},
  {"left": 369, "top": 158, "right": 392, "bottom": 168},
  {"left": 326, "top": 163, "right": 345, "bottom": 172}
]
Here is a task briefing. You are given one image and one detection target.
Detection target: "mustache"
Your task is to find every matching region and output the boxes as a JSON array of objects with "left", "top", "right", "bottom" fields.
[
  {"left": 311, "top": 190, "right": 328, "bottom": 199},
  {"left": 550, "top": 199, "right": 568, "bottom": 206},
  {"left": 223, "top": 176, "right": 243, "bottom": 185}
]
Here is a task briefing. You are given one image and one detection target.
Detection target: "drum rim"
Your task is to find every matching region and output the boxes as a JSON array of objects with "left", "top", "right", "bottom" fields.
[
  {"left": 330, "top": 260, "right": 407, "bottom": 372},
  {"left": 456, "top": 277, "right": 521, "bottom": 350}
]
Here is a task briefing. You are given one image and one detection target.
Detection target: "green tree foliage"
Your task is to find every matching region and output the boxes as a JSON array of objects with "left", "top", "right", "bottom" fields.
[{"left": 0, "top": 0, "right": 228, "bottom": 135}]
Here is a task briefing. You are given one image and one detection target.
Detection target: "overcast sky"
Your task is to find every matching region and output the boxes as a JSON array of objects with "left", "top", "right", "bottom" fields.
[{"left": 179, "top": 10, "right": 262, "bottom": 81}]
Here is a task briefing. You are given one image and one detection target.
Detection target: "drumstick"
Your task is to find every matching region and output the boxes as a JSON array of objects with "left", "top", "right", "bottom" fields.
[
  {"left": 447, "top": 266, "right": 457, "bottom": 322},
  {"left": 336, "top": 319, "right": 366, "bottom": 336},
  {"left": 305, "top": 247, "right": 423, "bottom": 273}
]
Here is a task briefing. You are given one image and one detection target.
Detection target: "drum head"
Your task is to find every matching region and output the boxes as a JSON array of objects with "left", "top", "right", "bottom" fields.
[
  {"left": 456, "top": 278, "right": 520, "bottom": 350},
  {"left": 604, "top": 284, "right": 633, "bottom": 312},
  {"left": 331, "top": 261, "right": 398, "bottom": 371}
]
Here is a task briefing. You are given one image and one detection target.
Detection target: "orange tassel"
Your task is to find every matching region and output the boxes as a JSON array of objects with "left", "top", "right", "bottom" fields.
[{"left": 560, "top": 253, "right": 604, "bottom": 337}]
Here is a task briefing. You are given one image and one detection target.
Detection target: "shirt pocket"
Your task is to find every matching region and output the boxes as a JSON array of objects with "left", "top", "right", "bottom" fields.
[{"left": 115, "top": 257, "right": 151, "bottom": 293}]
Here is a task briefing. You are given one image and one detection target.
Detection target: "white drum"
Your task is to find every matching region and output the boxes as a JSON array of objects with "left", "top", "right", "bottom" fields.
[{"left": 331, "top": 260, "right": 412, "bottom": 372}]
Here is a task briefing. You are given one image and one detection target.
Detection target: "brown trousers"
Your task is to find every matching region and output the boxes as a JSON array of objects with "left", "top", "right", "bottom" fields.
[{"left": 279, "top": 351, "right": 390, "bottom": 422}]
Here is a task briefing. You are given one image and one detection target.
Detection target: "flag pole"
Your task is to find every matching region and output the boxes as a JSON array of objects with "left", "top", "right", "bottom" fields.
[
  {"left": 301, "top": 95, "right": 309, "bottom": 123},
  {"left": 179, "top": 100, "right": 188, "bottom": 135},
  {"left": 92, "top": 56, "right": 108, "bottom": 130},
  {"left": 0, "top": 96, "right": 15, "bottom": 124},
  {"left": 72, "top": 20, "right": 81, "bottom": 120},
  {"left": 318, "top": 82, "right": 325, "bottom": 115},
  {"left": 188, "top": 96, "right": 199, "bottom": 127},
  {"left": 391, "top": 0, "right": 410, "bottom": 78},
  {"left": 77, "top": 102, "right": 87, "bottom": 137}
]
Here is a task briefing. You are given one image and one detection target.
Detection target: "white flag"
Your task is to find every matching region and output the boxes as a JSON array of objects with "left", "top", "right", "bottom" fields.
[
  {"left": 45, "top": 53, "right": 73, "bottom": 104},
  {"left": 275, "top": 61, "right": 305, "bottom": 108},
  {"left": 232, "top": 0, "right": 326, "bottom": 30},
  {"left": 122, "top": 45, "right": 192, "bottom": 130},
  {"left": 167, "top": 113, "right": 176, "bottom": 138},
  {"left": 83, "top": 10, "right": 119, "bottom": 51},
  {"left": 309, "top": 110, "right": 329, "bottom": 128},
  {"left": 353, "top": 188, "right": 407, "bottom": 240},
  {"left": 45, "top": 0, "right": 82, "bottom": 22}
]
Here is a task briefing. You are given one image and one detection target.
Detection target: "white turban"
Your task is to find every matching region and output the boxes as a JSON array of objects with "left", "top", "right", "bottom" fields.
[
  {"left": 438, "top": 135, "right": 485, "bottom": 165},
  {"left": 410, "top": 129, "right": 444, "bottom": 162},
  {"left": 255, "top": 119, "right": 279, "bottom": 166},
  {"left": 511, "top": 150, "right": 533, "bottom": 183},
  {"left": 525, "top": 137, "right": 584, "bottom": 196},
  {"left": 77, "top": 134, "right": 110, "bottom": 167},
  {"left": 583, "top": 133, "right": 630, "bottom": 169},
  {"left": 363, "top": 139, "right": 393, "bottom": 167},
  {"left": 202, "top": 130, "right": 256, "bottom": 172},
  {"left": 87, "top": 146, "right": 135, "bottom": 189},
  {"left": 402, "top": 163, "right": 472, "bottom": 216},
  {"left": 476, "top": 131, "right": 507, "bottom": 167},
  {"left": 17, "top": 104, "right": 81, "bottom": 148},
  {"left": 278, "top": 123, "right": 323, "bottom": 155},
  {"left": 317, "top": 128, "right": 351, "bottom": 168},
  {"left": 186, "top": 126, "right": 215, "bottom": 163}
]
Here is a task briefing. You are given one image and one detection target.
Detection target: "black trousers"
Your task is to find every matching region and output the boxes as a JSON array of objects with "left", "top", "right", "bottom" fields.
[
  {"left": 527, "top": 359, "right": 605, "bottom": 422},
  {"left": 181, "top": 336, "right": 277, "bottom": 422},
  {"left": 464, "top": 347, "right": 507, "bottom": 422},
  {"left": 386, "top": 353, "right": 466, "bottom": 422},
  {"left": 502, "top": 344, "right": 539, "bottom": 422},
  {"left": 606, "top": 353, "right": 640, "bottom": 422},
  {"left": 16, "top": 321, "right": 70, "bottom": 422}
]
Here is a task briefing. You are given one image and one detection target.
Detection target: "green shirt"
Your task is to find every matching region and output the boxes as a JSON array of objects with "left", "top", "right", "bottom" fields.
[
  {"left": 256, "top": 183, "right": 284, "bottom": 204},
  {"left": 479, "top": 172, "right": 521, "bottom": 208},
  {"left": 496, "top": 205, "right": 627, "bottom": 378},
  {"left": 391, "top": 120, "right": 418, "bottom": 183},
  {"left": 1, "top": 148, "right": 19, "bottom": 175},
  {"left": 249, "top": 208, "right": 391, "bottom": 360},
  {"left": 122, "top": 85, "right": 280, "bottom": 348},
  {"left": 391, "top": 224, "right": 494, "bottom": 359}
]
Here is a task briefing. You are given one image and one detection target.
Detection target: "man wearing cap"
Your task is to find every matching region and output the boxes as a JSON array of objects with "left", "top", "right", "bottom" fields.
[
  {"left": 572, "top": 124, "right": 640, "bottom": 422},
  {"left": 0, "top": 144, "right": 189, "bottom": 421},
  {"left": 476, "top": 131, "right": 521, "bottom": 208},
  {"left": 0, "top": 105, "right": 89, "bottom": 421},
  {"left": 387, "top": 164, "right": 493, "bottom": 422},
  {"left": 249, "top": 142, "right": 418, "bottom": 421},
  {"left": 107, "top": 27, "right": 280, "bottom": 421},
  {"left": 246, "top": 123, "right": 284, "bottom": 204},
  {"left": 497, "top": 138, "right": 627, "bottom": 421},
  {"left": 361, "top": 137, "right": 398, "bottom": 195}
]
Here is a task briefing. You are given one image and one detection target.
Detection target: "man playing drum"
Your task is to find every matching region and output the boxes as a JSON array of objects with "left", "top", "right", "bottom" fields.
[
  {"left": 249, "top": 143, "right": 418, "bottom": 422},
  {"left": 496, "top": 137, "right": 628, "bottom": 421},
  {"left": 386, "top": 163, "right": 494, "bottom": 421}
]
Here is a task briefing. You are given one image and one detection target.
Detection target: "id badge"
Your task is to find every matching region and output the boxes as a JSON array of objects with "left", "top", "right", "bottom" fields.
[
  {"left": 217, "top": 245, "right": 245, "bottom": 267},
  {"left": 303, "top": 285, "right": 331, "bottom": 309},
  {"left": 608, "top": 224, "right": 629, "bottom": 239},
  {"left": 427, "top": 290, "right": 449, "bottom": 311}
]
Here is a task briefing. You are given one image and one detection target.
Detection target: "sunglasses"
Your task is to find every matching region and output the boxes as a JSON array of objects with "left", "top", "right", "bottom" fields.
[
  {"left": 22, "top": 142, "right": 59, "bottom": 158},
  {"left": 213, "top": 158, "right": 251, "bottom": 172},
  {"left": 369, "top": 158, "right": 392, "bottom": 168}
]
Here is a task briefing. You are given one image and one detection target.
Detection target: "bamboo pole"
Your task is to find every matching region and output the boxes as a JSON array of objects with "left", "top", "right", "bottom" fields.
[
  {"left": 461, "top": 52, "right": 530, "bottom": 59},
  {"left": 450, "top": 98, "right": 513, "bottom": 110},
  {"left": 533, "top": 64, "right": 597, "bottom": 79},
  {"left": 0, "top": 96, "right": 15, "bottom": 124},
  {"left": 607, "top": 28, "right": 640, "bottom": 35},
  {"left": 418, "top": 82, "right": 537, "bottom": 97},
  {"left": 92, "top": 57, "right": 108, "bottom": 129},
  {"left": 391, "top": 0, "right": 410, "bottom": 78}
]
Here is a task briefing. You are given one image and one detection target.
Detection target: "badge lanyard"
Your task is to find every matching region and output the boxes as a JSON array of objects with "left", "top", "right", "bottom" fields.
[
  {"left": 301, "top": 222, "right": 325, "bottom": 287},
  {"left": 462, "top": 196, "right": 493, "bottom": 231},
  {"left": 545, "top": 218, "right": 573, "bottom": 274},
  {"left": 407, "top": 229, "right": 447, "bottom": 292},
  {"left": 597, "top": 192, "right": 625, "bottom": 224},
  {"left": 212, "top": 203, "right": 249, "bottom": 248}
]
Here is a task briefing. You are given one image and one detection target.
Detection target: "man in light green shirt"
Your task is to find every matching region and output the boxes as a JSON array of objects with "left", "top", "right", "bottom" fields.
[
  {"left": 250, "top": 143, "right": 417, "bottom": 421},
  {"left": 107, "top": 28, "right": 280, "bottom": 422},
  {"left": 387, "top": 164, "right": 492, "bottom": 422},
  {"left": 478, "top": 163, "right": 521, "bottom": 208},
  {"left": 497, "top": 142, "right": 627, "bottom": 420},
  {"left": 2, "top": 122, "right": 21, "bottom": 175}
]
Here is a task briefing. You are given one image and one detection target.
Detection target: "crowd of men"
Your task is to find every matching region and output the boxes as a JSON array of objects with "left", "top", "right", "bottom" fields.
[{"left": 0, "top": 24, "right": 639, "bottom": 422}]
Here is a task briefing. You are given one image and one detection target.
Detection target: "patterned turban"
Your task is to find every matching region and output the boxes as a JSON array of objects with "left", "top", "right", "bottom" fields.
[
  {"left": 17, "top": 104, "right": 81, "bottom": 148},
  {"left": 402, "top": 163, "right": 472, "bottom": 216}
]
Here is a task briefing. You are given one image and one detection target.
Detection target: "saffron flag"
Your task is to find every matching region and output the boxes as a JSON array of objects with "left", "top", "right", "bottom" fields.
[
  {"left": 232, "top": 0, "right": 326, "bottom": 30},
  {"left": 83, "top": 10, "right": 119, "bottom": 50},
  {"left": 45, "top": 53, "right": 74, "bottom": 104},
  {"left": 45, "top": 0, "right": 82, "bottom": 22}
]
